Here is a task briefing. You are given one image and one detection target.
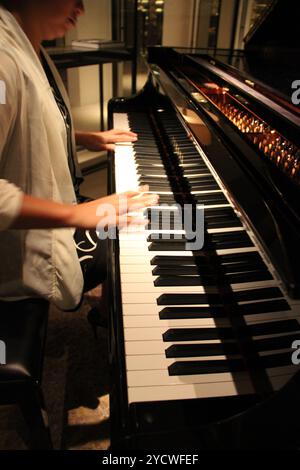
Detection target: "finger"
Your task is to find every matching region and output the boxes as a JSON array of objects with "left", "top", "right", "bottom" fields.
[
  {"left": 113, "top": 129, "right": 137, "bottom": 137},
  {"left": 113, "top": 135, "right": 138, "bottom": 143},
  {"left": 128, "top": 195, "right": 159, "bottom": 211},
  {"left": 122, "top": 190, "right": 141, "bottom": 198},
  {"left": 118, "top": 215, "right": 149, "bottom": 231},
  {"left": 131, "top": 192, "right": 159, "bottom": 204},
  {"left": 104, "top": 144, "right": 116, "bottom": 151}
]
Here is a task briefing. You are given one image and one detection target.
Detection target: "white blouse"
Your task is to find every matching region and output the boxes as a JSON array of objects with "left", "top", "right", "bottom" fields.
[{"left": 0, "top": 6, "right": 84, "bottom": 309}]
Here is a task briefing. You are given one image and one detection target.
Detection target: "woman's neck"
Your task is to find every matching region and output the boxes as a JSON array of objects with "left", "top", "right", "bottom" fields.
[{"left": 11, "top": 9, "right": 42, "bottom": 57}]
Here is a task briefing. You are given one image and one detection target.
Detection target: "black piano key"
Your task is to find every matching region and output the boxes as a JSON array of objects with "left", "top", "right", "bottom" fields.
[
  {"left": 163, "top": 327, "right": 234, "bottom": 342},
  {"left": 211, "top": 232, "right": 253, "bottom": 248},
  {"left": 241, "top": 299, "right": 291, "bottom": 315},
  {"left": 208, "top": 219, "right": 242, "bottom": 229},
  {"left": 255, "top": 333, "right": 300, "bottom": 352},
  {"left": 157, "top": 197, "right": 177, "bottom": 205},
  {"left": 226, "top": 271, "right": 273, "bottom": 284},
  {"left": 168, "top": 359, "right": 245, "bottom": 375},
  {"left": 186, "top": 175, "right": 216, "bottom": 183},
  {"left": 248, "top": 319, "right": 300, "bottom": 336},
  {"left": 152, "top": 261, "right": 267, "bottom": 276},
  {"left": 261, "top": 352, "right": 296, "bottom": 369},
  {"left": 135, "top": 154, "right": 162, "bottom": 159},
  {"left": 175, "top": 149, "right": 200, "bottom": 156},
  {"left": 138, "top": 176, "right": 172, "bottom": 184},
  {"left": 159, "top": 300, "right": 290, "bottom": 320},
  {"left": 157, "top": 293, "right": 221, "bottom": 305},
  {"left": 134, "top": 143, "right": 159, "bottom": 149},
  {"left": 195, "top": 193, "right": 228, "bottom": 205},
  {"left": 145, "top": 184, "right": 173, "bottom": 191},
  {"left": 153, "top": 266, "right": 201, "bottom": 275},
  {"left": 206, "top": 207, "right": 237, "bottom": 216},
  {"left": 188, "top": 182, "right": 220, "bottom": 191},
  {"left": 154, "top": 270, "right": 272, "bottom": 286},
  {"left": 137, "top": 169, "right": 167, "bottom": 176},
  {"left": 149, "top": 242, "right": 187, "bottom": 251},
  {"left": 179, "top": 156, "right": 205, "bottom": 162},
  {"left": 165, "top": 342, "right": 240, "bottom": 358},
  {"left": 151, "top": 255, "right": 201, "bottom": 266},
  {"left": 135, "top": 153, "right": 161, "bottom": 159},
  {"left": 234, "top": 287, "right": 283, "bottom": 302},
  {"left": 219, "top": 252, "right": 262, "bottom": 264},
  {"left": 222, "top": 260, "right": 266, "bottom": 273},
  {"left": 151, "top": 252, "right": 263, "bottom": 267},
  {"left": 159, "top": 306, "right": 225, "bottom": 319},
  {"left": 210, "top": 217, "right": 243, "bottom": 228},
  {"left": 166, "top": 335, "right": 300, "bottom": 361},
  {"left": 134, "top": 151, "right": 161, "bottom": 158},
  {"left": 148, "top": 234, "right": 253, "bottom": 251},
  {"left": 163, "top": 320, "right": 299, "bottom": 344},
  {"left": 154, "top": 276, "right": 215, "bottom": 287},
  {"left": 184, "top": 168, "right": 211, "bottom": 175},
  {"left": 157, "top": 288, "right": 285, "bottom": 307}
]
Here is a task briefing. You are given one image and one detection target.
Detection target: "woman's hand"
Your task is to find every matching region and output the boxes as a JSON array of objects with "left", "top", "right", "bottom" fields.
[
  {"left": 76, "top": 129, "right": 137, "bottom": 152},
  {"left": 67, "top": 188, "right": 159, "bottom": 230}
]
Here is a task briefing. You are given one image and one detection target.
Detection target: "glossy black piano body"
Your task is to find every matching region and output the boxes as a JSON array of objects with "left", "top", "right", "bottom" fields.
[{"left": 107, "top": 47, "right": 300, "bottom": 449}]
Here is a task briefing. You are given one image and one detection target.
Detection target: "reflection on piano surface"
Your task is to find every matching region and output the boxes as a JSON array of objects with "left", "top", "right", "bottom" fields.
[
  {"left": 208, "top": 90, "right": 300, "bottom": 183},
  {"left": 107, "top": 47, "right": 300, "bottom": 449}
]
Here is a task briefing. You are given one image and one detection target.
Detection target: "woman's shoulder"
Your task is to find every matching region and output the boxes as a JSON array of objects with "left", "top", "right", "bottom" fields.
[
  {"left": 0, "top": 48, "right": 23, "bottom": 105},
  {"left": 0, "top": 48, "right": 21, "bottom": 79}
]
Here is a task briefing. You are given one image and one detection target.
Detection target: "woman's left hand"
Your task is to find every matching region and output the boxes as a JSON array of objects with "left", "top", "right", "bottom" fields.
[{"left": 76, "top": 129, "right": 138, "bottom": 151}]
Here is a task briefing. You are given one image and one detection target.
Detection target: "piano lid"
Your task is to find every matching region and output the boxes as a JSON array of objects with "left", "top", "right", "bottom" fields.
[{"left": 244, "top": 0, "right": 300, "bottom": 53}]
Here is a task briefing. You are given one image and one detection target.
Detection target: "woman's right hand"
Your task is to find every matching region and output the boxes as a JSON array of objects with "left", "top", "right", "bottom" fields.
[{"left": 68, "top": 188, "right": 159, "bottom": 230}]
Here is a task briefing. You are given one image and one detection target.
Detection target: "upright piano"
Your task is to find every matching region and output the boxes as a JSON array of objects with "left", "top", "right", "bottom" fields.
[{"left": 107, "top": 46, "right": 300, "bottom": 449}]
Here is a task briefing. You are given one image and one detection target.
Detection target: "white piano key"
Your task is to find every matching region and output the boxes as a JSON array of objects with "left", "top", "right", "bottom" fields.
[
  {"left": 126, "top": 368, "right": 251, "bottom": 388},
  {"left": 120, "top": 280, "right": 278, "bottom": 294},
  {"left": 122, "top": 314, "right": 230, "bottom": 328},
  {"left": 114, "top": 113, "right": 130, "bottom": 130},
  {"left": 124, "top": 339, "right": 223, "bottom": 356},
  {"left": 120, "top": 273, "right": 156, "bottom": 283},
  {"left": 125, "top": 354, "right": 242, "bottom": 371},
  {"left": 124, "top": 325, "right": 221, "bottom": 342},
  {"left": 122, "top": 303, "right": 213, "bottom": 316},
  {"left": 120, "top": 264, "right": 154, "bottom": 274},
  {"left": 127, "top": 376, "right": 254, "bottom": 403},
  {"left": 121, "top": 298, "right": 299, "bottom": 326},
  {"left": 123, "top": 318, "right": 299, "bottom": 341},
  {"left": 121, "top": 282, "right": 218, "bottom": 294}
]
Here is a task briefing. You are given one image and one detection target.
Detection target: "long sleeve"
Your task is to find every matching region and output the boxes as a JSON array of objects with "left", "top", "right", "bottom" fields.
[{"left": 0, "top": 51, "right": 23, "bottom": 230}]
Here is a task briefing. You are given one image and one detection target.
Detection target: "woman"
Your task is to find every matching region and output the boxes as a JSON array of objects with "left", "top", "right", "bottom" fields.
[{"left": 0, "top": 0, "right": 158, "bottom": 310}]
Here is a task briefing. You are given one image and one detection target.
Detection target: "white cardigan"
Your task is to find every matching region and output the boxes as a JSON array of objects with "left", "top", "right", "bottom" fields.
[{"left": 0, "top": 7, "right": 84, "bottom": 309}]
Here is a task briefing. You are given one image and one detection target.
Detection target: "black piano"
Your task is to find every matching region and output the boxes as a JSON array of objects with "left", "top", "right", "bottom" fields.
[{"left": 107, "top": 45, "right": 300, "bottom": 450}]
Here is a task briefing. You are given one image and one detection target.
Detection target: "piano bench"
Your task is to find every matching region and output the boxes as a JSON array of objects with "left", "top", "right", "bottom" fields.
[{"left": 0, "top": 299, "right": 52, "bottom": 450}]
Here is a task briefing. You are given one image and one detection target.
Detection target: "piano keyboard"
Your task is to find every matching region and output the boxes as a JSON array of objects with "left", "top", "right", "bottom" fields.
[{"left": 113, "top": 110, "right": 300, "bottom": 404}]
